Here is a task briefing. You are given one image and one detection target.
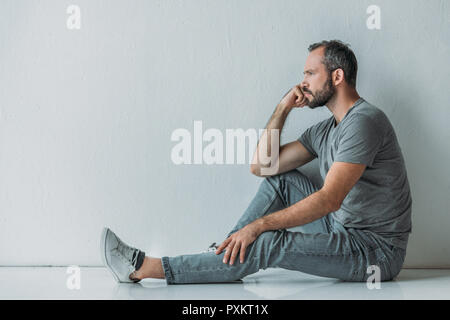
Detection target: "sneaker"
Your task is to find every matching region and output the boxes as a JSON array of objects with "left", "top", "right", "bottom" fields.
[
  {"left": 100, "top": 227, "right": 145, "bottom": 283},
  {"left": 202, "top": 242, "right": 219, "bottom": 253}
]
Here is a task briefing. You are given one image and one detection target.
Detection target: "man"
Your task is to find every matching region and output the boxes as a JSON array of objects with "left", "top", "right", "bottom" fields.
[{"left": 100, "top": 40, "right": 412, "bottom": 284}]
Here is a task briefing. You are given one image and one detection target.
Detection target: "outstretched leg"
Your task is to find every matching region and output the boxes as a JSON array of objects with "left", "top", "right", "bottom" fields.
[
  {"left": 130, "top": 169, "right": 333, "bottom": 282},
  {"left": 159, "top": 227, "right": 400, "bottom": 284}
]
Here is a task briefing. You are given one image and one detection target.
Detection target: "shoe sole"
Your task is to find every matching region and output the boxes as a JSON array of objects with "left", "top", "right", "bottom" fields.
[{"left": 100, "top": 227, "right": 122, "bottom": 283}]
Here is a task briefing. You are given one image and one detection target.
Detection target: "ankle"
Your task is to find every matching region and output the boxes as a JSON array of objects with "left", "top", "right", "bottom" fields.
[{"left": 129, "top": 269, "right": 142, "bottom": 281}]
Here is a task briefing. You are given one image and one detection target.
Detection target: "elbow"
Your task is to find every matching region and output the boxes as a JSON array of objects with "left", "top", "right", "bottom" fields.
[
  {"left": 250, "top": 165, "right": 261, "bottom": 177},
  {"left": 250, "top": 164, "right": 279, "bottom": 177}
]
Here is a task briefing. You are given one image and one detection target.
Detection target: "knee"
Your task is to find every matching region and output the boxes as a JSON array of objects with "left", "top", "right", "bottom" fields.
[
  {"left": 264, "top": 169, "right": 308, "bottom": 186},
  {"left": 264, "top": 169, "right": 316, "bottom": 195}
]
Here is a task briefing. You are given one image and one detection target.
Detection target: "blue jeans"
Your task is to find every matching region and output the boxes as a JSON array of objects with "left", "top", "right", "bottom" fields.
[{"left": 161, "top": 169, "right": 407, "bottom": 284}]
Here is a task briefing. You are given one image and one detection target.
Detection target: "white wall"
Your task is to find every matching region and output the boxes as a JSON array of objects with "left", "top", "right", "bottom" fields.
[{"left": 0, "top": 0, "right": 449, "bottom": 267}]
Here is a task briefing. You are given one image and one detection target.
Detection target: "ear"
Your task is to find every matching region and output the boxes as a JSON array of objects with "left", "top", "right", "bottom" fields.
[{"left": 332, "top": 68, "right": 345, "bottom": 86}]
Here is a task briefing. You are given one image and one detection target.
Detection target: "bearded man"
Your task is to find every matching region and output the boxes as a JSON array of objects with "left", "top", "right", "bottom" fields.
[{"left": 100, "top": 40, "right": 412, "bottom": 284}]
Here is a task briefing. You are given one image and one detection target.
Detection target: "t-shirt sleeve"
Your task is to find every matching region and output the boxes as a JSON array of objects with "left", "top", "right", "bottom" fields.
[
  {"left": 297, "top": 125, "right": 318, "bottom": 158},
  {"left": 334, "top": 115, "right": 383, "bottom": 167}
]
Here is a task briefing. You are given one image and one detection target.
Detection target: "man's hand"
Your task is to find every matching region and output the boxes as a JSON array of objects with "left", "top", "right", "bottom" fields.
[
  {"left": 278, "top": 84, "right": 308, "bottom": 110},
  {"left": 216, "top": 222, "right": 263, "bottom": 265}
]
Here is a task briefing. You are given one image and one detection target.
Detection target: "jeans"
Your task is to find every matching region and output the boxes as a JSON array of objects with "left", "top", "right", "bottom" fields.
[{"left": 161, "top": 169, "right": 407, "bottom": 284}]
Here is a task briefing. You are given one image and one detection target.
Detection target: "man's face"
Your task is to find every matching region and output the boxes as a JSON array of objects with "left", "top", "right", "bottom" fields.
[{"left": 301, "top": 47, "right": 336, "bottom": 109}]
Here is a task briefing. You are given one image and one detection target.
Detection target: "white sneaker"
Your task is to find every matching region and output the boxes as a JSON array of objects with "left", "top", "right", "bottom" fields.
[
  {"left": 202, "top": 242, "right": 219, "bottom": 253},
  {"left": 100, "top": 227, "right": 145, "bottom": 283}
]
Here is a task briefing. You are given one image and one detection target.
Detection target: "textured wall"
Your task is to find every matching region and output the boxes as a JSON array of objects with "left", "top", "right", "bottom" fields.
[{"left": 0, "top": 0, "right": 449, "bottom": 267}]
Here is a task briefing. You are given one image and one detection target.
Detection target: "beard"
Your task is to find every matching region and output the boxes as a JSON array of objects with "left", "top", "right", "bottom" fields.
[{"left": 304, "top": 74, "right": 336, "bottom": 109}]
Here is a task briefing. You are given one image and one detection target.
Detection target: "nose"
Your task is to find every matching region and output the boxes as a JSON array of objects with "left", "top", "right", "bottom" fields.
[{"left": 300, "top": 79, "right": 309, "bottom": 92}]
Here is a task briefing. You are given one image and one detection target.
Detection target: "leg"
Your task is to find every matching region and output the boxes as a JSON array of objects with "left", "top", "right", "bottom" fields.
[
  {"left": 104, "top": 169, "right": 403, "bottom": 283},
  {"left": 160, "top": 226, "right": 398, "bottom": 284},
  {"left": 102, "top": 170, "right": 327, "bottom": 283},
  {"left": 226, "top": 169, "right": 333, "bottom": 238},
  {"left": 134, "top": 170, "right": 337, "bottom": 283},
  {"left": 131, "top": 257, "right": 165, "bottom": 280}
]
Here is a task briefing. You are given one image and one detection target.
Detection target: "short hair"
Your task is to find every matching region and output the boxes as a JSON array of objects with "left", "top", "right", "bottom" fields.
[{"left": 308, "top": 40, "right": 358, "bottom": 88}]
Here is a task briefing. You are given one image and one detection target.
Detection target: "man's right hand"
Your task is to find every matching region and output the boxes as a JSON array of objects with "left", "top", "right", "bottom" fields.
[{"left": 278, "top": 84, "right": 308, "bottom": 110}]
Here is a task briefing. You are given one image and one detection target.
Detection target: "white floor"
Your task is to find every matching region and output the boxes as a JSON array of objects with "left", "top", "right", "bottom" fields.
[{"left": 0, "top": 267, "right": 449, "bottom": 300}]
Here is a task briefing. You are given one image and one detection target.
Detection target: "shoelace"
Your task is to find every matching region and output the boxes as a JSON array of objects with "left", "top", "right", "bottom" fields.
[
  {"left": 207, "top": 242, "right": 218, "bottom": 252},
  {"left": 130, "top": 249, "right": 139, "bottom": 267},
  {"left": 116, "top": 241, "right": 139, "bottom": 267},
  {"left": 112, "top": 249, "right": 141, "bottom": 282},
  {"left": 113, "top": 248, "right": 139, "bottom": 267}
]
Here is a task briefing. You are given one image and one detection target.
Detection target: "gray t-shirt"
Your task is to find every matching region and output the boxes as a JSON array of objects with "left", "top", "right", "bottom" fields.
[{"left": 298, "top": 98, "right": 412, "bottom": 249}]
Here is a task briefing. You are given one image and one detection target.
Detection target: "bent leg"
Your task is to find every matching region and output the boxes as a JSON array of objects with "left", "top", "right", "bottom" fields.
[{"left": 227, "top": 169, "right": 333, "bottom": 238}]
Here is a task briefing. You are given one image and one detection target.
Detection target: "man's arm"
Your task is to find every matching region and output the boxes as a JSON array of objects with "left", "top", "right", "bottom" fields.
[
  {"left": 250, "top": 85, "right": 313, "bottom": 176},
  {"left": 255, "top": 161, "right": 367, "bottom": 231},
  {"left": 216, "top": 161, "right": 367, "bottom": 265}
]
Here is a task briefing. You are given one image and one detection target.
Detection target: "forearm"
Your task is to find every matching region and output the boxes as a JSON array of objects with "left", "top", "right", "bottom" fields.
[
  {"left": 254, "top": 189, "right": 338, "bottom": 232},
  {"left": 251, "top": 104, "right": 291, "bottom": 172}
]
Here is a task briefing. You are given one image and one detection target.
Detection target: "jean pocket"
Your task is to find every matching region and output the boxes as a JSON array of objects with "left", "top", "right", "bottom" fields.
[
  {"left": 366, "top": 247, "right": 391, "bottom": 281},
  {"left": 373, "top": 247, "right": 388, "bottom": 263}
]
